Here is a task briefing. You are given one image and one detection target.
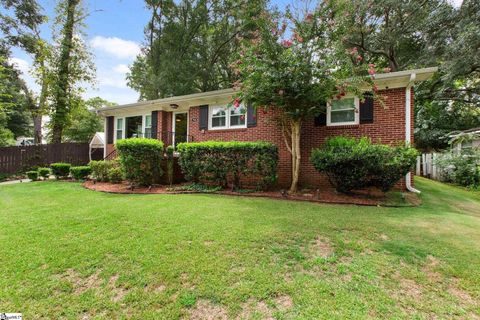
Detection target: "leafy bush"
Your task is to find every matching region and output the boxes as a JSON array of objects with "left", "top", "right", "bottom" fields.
[
  {"left": 50, "top": 163, "right": 71, "bottom": 179},
  {"left": 435, "top": 149, "right": 480, "bottom": 188},
  {"left": 116, "top": 138, "right": 164, "bottom": 186},
  {"left": 38, "top": 167, "right": 51, "bottom": 179},
  {"left": 26, "top": 171, "right": 38, "bottom": 181},
  {"left": 107, "top": 167, "right": 124, "bottom": 184},
  {"left": 89, "top": 160, "right": 117, "bottom": 182},
  {"left": 70, "top": 166, "right": 92, "bottom": 180},
  {"left": 310, "top": 136, "right": 418, "bottom": 193},
  {"left": 177, "top": 141, "right": 278, "bottom": 190}
]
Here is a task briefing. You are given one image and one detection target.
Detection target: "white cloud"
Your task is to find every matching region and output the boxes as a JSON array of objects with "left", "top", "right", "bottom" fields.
[
  {"left": 8, "top": 57, "right": 30, "bottom": 75},
  {"left": 90, "top": 36, "right": 141, "bottom": 59},
  {"left": 113, "top": 64, "right": 130, "bottom": 74},
  {"left": 449, "top": 0, "right": 463, "bottom": 7}
]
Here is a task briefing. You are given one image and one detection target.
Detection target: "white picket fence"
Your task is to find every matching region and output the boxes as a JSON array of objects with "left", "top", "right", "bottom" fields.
[{"left": 416, "top": 153, "right": 441, "bottom": 180}]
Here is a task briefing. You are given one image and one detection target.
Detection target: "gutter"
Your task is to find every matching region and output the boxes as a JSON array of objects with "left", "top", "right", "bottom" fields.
[{"left": 405, "top": 73, "right": 421, "bottom": 193}]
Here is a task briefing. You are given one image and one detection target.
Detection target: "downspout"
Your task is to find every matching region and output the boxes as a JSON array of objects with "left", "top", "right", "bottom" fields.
[{"left": 405, "top": 73, "right": 421, "bottom": 193}]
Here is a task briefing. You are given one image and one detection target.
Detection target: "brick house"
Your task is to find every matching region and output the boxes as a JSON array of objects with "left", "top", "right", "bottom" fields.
[{"left": 97, "top": 67, "right": 437, "bottom": 191}]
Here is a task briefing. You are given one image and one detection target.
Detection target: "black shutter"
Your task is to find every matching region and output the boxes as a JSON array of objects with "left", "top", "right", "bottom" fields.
[
  {"left": 151, "top": 111, "right": 158, "bottom": 139},
  {"left": 314, "top": 105, "right": 327, "bottom": 126},
  {"left": 106, "top": 116, "right": 114, "bottom": 144},
  {"left": 247, "top": 104, "right": 257, "bottom": 127},
  {"left": 360, "top": 92, "right": 374, "bottom": 124},
  {"left": 199, "top": 105, "right": 209, "bottom": 130}
]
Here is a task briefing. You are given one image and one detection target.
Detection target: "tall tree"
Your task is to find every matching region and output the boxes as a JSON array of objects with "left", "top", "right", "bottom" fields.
[
  {"left": 63, "top": 97, "right": 115, "bottom": 143},
  {"left": 50, "top": 0, "right": 80, "bottom": 143},
  {"left": 49, "top": 0, "right": 95, "bottom": 143},
  {"left": 0, "top": 0, "right": 47, "bottom": 143},
  {"left": 127, "top": 0, "right": 267, "bottom": 100},
  {"left": 235, "top": 6, "right": 375, "bottom": 193},
  {"left": 327, "top": 0, "right": 451, "bottom": 72}
]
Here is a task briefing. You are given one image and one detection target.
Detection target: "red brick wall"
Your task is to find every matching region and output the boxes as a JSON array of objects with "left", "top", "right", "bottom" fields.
[
  {"left": 189, "top": 88, "right": 412, "bottom": 189},
  {"left": 300, "top": 88, "right": 412, "bottom": 188},
  {"left": 189, "top": 107, "right": 293, "bottom": 187},
  {"left": 105, "top": 88, "right": 413, "bottom": 190}
]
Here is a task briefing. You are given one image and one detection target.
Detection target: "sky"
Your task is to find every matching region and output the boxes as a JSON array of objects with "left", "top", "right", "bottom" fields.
[{"left": 9, "top": 0, "right": 463, "bottom": 106}]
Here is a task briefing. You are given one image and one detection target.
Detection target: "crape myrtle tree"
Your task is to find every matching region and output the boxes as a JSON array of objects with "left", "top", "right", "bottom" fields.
[{"left": 233, "top": 6, "right": 377, "bottom": 193}]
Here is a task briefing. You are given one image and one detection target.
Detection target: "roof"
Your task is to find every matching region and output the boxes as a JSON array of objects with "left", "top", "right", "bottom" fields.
[
  {"left": 97, "top": 67, "right": 438, "bottom": 116},
  {"left": 89, "top": 132, "right": 105, "bottom": 148}
]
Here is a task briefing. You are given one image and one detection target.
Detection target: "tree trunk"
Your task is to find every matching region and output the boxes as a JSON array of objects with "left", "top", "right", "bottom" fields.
[
  {"left": 51, "top": 0, "right": 79, "bottom": 144},
  {"left": 289, "top": 119, "right": 302, "bottom": 194},
  {"left": 33, "top": 115, "right": 42, "bottom": 144}
]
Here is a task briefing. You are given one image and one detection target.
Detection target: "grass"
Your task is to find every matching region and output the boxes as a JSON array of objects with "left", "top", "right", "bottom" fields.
[{"left": 0, "top": 177, "right": 479, "bottom": 319}]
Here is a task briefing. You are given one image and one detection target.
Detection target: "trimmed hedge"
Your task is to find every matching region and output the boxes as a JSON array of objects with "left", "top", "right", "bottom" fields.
[
  {"left": 310, "top": 136, "right": 418, "bottom": 193},
  {"left": 116, "top": 138, "right": 164, "bottom": 186},
  {"left": 26, "top": 171, "right": 38, "bottom": 181},
  {"left": 51, "top": 163, "right": 71, "bottom": 179},
  {"left": 108, "top": 167, "right": 124, "bottom": 184},
  {"left": 70, "top": 166, "right": 92, "bottom": 180},
  {"left": 176, "top": 141, "right": 278, "bottom": 190},
  {"left": 89, "top": 160, "right": 117, "bottom": 182},
  {"left": 37, "top": 167, "right": 51, "bottom": 179}
]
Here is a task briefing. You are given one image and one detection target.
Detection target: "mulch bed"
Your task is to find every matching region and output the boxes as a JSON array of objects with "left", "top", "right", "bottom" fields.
[{"left": 83, "top": 181, "right": 420, "bottom": 207}]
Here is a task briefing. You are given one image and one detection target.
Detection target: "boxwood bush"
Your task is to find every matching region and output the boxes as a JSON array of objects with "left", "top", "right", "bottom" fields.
[
  {"left": 37, "top": 167, "right": 51, "bottom": 179},
  {"left": 26, "top": 171, "right": 38, "bottom": 181},
  {"left": 116, "top": 138, "right": 164, "bottom": 186},
  {"left": 89, "top": 160, "right": 118, "bottom": 182},
  {"left": 310, "top": 136, "right": 418, "bottom": 193},
  {"left": 70, "top": 166, "right": 92, "bottom": 180},
  {"left": 176, "top": 141, "right": 278, "bottom": 190},
  {"left": 50, "top": 163, "right": 71, "bottom": 179},
  {"left": 107, "top": 167, "right": 124, "bottom": 184}
]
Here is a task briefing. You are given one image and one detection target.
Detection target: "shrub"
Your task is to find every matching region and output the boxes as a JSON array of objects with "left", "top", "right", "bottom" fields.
[
  {"left": 89, "top": 160, "right": 117, "bottom": 182},
  {"left": 435, "top": 149, "right": 480, "bottom": 188},
  {"left": 177, "top": 141, "right": 278, "bottom": 190},
  {"left": 26, "top": 171, "right": 38, "bottom": 181},
  {"left": 50, "top": 163, "right": 71, "bottom": 179},
  {"left": 70, "top": 166, "right": 92, "bottom": 180},
  {"left": 116, "top": 138, "right": 164, "bottom": 186},
  {"left": 310, "top": 136, "right": 418, "bottom": 193},
  {"left": 38, "top": 167, "right": 51, "bottom": 179},
  {"left": 107, "top": 167, "right": 124, "bottom": 184}
]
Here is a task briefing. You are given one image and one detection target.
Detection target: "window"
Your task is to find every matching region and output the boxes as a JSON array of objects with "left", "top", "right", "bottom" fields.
[
  {"left": 327, "top": 97, "right": 359, "bottom": 126},
  {"left": 116, "top": 118, "right": 124, "bottom": 140},
  {"left": 211, "top": 106, "right": 227, "bottom": 128},
  {"left": 144, "top": 115, "right": 152, "bottom": 138},
  {"left": 209, "top": 105, "right": 247, "bottom": 130}
]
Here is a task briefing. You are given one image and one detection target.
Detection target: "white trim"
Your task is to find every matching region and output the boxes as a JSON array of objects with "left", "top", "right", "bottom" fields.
[
  {"left": 327, "top": 96, "right": 360, "bottom": 126},
  {"left": 103, "top": 118, "right": 107, "bottom": 158},
  {"left": 143, "top": 114, "right": 152, "bottom": 138},
  {"left": 172, "top": 111, "right": 189, "bottom": 147},
  {"left": 114, "top": 116, "right": 125, "bottom": 143},
  {"left": 208, "top": 104, "right": 247, "bottom": 130},
  {"left": 405, "top": 72, "right": 421, "bottom": 193}
]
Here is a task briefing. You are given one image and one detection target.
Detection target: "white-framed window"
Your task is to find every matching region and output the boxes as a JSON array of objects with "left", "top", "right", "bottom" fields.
[
  {"left": 144, "top": 115, "right": 152, "bottom": 138},
  {"left": 327, "top": 96, "right": 359, "bottom": 126},
  {"left": 209, "top": 104, "right": 247, "bottom": 130},
  {"left": 116, "top": 118, "right": 124, "bottom": 140}
]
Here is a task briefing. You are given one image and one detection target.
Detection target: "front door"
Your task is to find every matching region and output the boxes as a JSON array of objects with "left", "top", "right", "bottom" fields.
[{"left": 173, "top": 112, "right": 188, "bottom": 147}]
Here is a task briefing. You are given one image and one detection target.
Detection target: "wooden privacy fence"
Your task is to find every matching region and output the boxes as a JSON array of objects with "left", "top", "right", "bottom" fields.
[
  {"left": 0, "top": 143, "right": 94, "bottom": 174},
  {"left": 416, "top": 152, "right": 441, "bottom": 180}
]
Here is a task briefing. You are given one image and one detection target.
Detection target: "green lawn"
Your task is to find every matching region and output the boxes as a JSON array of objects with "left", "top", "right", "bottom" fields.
[{"left": 0, "top": 178, "right": 479, "bottom": 319}]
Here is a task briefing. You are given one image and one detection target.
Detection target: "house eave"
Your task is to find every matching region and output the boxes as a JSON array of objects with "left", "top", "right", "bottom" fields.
[
  {"left": 97, "top": 88, "right": 235, "bottom": 117},
  {"left": 98, "top": 67, "right": 438, "bottom": 116}
]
